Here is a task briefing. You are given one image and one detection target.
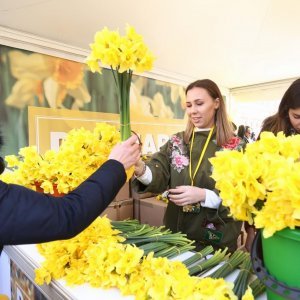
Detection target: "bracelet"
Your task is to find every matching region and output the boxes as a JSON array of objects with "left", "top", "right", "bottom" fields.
[{"left": 135, "top": 161, "right": 146, "bottom": 177}]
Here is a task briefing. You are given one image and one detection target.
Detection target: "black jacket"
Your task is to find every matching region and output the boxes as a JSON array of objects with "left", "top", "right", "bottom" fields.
[{"left": 0, "top": 159, "right": 126, "bottom": 254}]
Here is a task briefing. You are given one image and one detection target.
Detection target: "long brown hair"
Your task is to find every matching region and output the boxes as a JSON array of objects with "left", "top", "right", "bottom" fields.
[
  {"left": 183, "top": 79, "right": 234, "bottom": 146},
  {"left": 260, "top": 78, "right": 300, "bottom": 136}
]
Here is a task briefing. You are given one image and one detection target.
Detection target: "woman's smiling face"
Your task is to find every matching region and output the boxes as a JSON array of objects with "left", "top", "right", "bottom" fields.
[{"left": 185, "top": 87, "right": 219, "bottom": 129}]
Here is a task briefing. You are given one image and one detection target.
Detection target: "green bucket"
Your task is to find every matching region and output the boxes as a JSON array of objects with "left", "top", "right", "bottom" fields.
[
  {"left": 251, "top": 228, "right": 300, "bottom": 300},
  {"left": 262, "top": 228, "right": 300, "bottom": 299}
]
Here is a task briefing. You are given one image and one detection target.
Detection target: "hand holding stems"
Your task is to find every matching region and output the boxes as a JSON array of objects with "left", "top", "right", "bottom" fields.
[
  {"left": 168, "top": 186, "right": 206, "bottom": 206},
  {"left": 134, "top": 159, "right": 146, "bottom": 177},
  {"left": 109, "top": 135, "right": 141, "bottom": 170}
]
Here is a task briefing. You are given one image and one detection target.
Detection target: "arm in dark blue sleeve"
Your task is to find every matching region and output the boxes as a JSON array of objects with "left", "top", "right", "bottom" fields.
[{"left": 0, "top": 159, "right": 126, "bottom": 246}]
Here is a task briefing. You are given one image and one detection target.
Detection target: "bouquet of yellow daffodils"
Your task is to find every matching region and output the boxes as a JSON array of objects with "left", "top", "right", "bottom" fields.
[
  {"left": 210, "top": 131, "right": 300, "bottom": 238},
  {"left": 86, "top": 24, "right": 154, "bottom": 141},
  {"left": 0, "top": 123, "right": 120, "bottom": 194}
]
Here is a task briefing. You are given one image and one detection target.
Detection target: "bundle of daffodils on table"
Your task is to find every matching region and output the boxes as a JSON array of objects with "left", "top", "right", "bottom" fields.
[{"left": 34, "top": 216, "right": 263, "bottom": 300}]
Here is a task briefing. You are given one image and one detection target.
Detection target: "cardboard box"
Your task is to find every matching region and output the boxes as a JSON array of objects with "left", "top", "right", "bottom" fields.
[
  {"left": 131, "top": 180, "right": 157, "bottom": 220},
  {"left": 132, "top": 192, "right": 157, "bottom": 220},
  {"left": 139, "top": 197, "right": 167, "bottom": 227},
  {"left": 115, "top": 181, "right": 130, "bottom": 201},
  {"left": 131, "top": 189, "right": 156, "bottom": 200},
  {"left": 133, "top": 198, "right": 140, "bottom": 220},
  {"left": 101, "top": 198, "right": 133, "bottom": 221}
]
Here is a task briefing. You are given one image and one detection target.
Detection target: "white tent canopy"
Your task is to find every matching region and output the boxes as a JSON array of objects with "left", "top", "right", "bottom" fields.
[{"left": 1, "top": 0, "right": 300, "bottom": 88}]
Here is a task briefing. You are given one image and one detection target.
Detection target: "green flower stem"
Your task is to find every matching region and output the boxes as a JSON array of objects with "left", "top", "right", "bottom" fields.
[
  {"left": 114, "top": 69, "right": 132, "bottom": 141},
  {"left": 139, "top": 242, "right": 169, "bottom": 255},
  {"left": 233, "top": 254, "right": 252, "bottom": 298},
  {"left": 154, "top": 245, "right": 178, "bottom": 258},
  {"left": 249, "top": 278, "right": 266, "bottom": 298},
  {"left": 181, "top": 246, "right": 214, "bottom": 267},
  {"left": 111, "top": 219, "right": 145, "bottom": 232},
  {"left": 209, "top": 250, "right": 248, "bottom": 279},
  {"left": 188, "top": 248, "right": 229, "bottom": 276},
  {"left": 167, "top": 243, "right": 196, "bottom": 259},
  {"left": 124, "top": 226, "right": 166, "bottom": 238},
  {"left": 112, "top": 221, "right": 162, "bottom": 236},
  {"left": 111, "top": 220, "right": 154, "bottom": 235},
  {"left": 112, "top": 220, "right": 194, "bottom": 258},
  {"left": 122, "top": 226, "right": 158, "bottom": 238},
  {"left": 124, "top": 234, "right": 191, "bottom": 246}
]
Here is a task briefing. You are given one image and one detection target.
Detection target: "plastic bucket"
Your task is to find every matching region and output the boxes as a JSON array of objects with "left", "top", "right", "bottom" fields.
[{"left": 251, "top": 229, "right": 300, "bottom": 300}]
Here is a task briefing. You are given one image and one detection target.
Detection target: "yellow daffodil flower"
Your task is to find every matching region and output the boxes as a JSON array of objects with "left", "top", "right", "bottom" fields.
[
  {"left": 242, "top": 287, "right": 254, "bottom": 300},
  {"left": 210, "top": 131, "right": 300, "bottom": 238},
  {"left": 0, "top": 123, "right": 121, "bottom": 193},
  {"left": 86, "top": 24, "right": 155, "bottom": 141}
]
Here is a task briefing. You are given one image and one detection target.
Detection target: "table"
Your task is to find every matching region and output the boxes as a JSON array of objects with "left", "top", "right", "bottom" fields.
[{"left": 2, "top": 245, "right": 266, "bottom": 299}]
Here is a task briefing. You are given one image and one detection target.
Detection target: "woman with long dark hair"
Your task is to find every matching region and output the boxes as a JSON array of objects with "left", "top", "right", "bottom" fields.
[
  {"left": 245, "top": 78, "right": 300, "bottom": 252},
  {"left": 261, "top": 78, "right": 300, "bottom": 135}
]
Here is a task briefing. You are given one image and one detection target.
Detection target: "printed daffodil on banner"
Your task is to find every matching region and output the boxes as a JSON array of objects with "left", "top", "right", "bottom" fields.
[
  {"left": 210, "top": 131, "right": 300, "bottom": 238},
  {"left": 86, "top": 24, "right": 155, "bottom": 141},
  {"left": 5, "top": 51, "right": 90, "bottom": 109}
]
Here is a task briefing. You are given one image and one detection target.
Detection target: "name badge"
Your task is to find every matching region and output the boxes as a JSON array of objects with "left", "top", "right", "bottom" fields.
[
  {"left": 204, "top": 228, "right": 223, "bottom": 244},
  {"left": 182, "top": 203, "right": 201, "bottom": 213}
]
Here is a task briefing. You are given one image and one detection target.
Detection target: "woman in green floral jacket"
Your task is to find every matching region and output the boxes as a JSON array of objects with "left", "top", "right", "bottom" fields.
[{"left": 134, "top": 79, "right": 243, "bottom": 253}]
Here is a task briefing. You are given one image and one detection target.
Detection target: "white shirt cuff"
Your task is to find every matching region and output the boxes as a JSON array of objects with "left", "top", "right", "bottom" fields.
[
  {"left": 136, "top": 166, "right": 152, "bottom": 185},
  {"left": 201, "top": 189, "right": 221, "bottom": 209}
]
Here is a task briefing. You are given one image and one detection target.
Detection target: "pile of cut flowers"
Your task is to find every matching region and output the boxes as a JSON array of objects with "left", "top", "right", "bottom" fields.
[
  {"left": 0, "top": 123, "right": 120, "bottom": 194},
  {"left": 34, "top": 216, "right": 261, "bottom": 300}
]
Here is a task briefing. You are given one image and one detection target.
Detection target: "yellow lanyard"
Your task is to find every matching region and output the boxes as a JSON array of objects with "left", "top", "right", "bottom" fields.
[{"left": 189, "top": 126, "right": 214, "bottom": 186}]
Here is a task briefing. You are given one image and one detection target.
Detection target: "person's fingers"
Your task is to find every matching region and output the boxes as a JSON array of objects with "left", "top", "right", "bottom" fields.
[
  {"left": 126, "top": 145, "right": 141, "bottom": 166},
  {"left": 123, "top": 134, "right": 138, "bottom": 146},
  {"left": 168, "top": 188, "right": 184, "bottom": 195},
  {"left": 132, "top": 147, "right": 141, "bottom": 160},
  {"left": 131, "top": 144, "right": 141, "bottom": 156}
]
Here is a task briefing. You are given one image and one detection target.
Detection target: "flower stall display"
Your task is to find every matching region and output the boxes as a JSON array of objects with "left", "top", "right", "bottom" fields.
[
  {"left": 86, "top": 24, "right": 155, "bottom": 141},
  {"left": 210, "top": 131, "right": 300, "bottom": 299},
  {"left": 0, "top": 120, "right": 260, "bottom": 300},
  {"left": 1, "top": 23, "right": 262, "bottom": 300},
  {"left": 0, "top": 122, "right": 262, "bottom": 300},
  {"left": 0, "top": 123, "right": 120, "bottom": 194}
]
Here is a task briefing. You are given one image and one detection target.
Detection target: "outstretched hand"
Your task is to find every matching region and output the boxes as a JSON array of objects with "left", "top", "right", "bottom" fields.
[
  {"left": 109, "top": 135, "right": 141, "bottom": 170},
  {"left": 167, "top": 185, "right": 206, "bottom": 206}
]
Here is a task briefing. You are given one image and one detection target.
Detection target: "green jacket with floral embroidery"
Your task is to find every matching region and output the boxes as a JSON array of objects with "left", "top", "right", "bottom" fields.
[{"left": 134, "top": 130, "right": 243, "bottom": 252}]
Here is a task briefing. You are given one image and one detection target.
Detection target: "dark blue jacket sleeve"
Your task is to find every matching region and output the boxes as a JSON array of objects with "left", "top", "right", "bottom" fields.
[{"left": 0, "top": 159, "right": 126, "bottom": 246}]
